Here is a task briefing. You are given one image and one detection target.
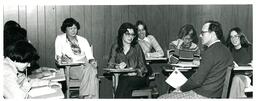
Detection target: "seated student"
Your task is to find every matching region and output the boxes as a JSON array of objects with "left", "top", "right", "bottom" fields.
[
  {"left": 168, "top": 24, "right": 200, "bottom": 64},
  {"left": 4, "top": 21, "right": 48, "bottom": 79},
  {"left": 3, "top": 40, "right": 40, "bottom": 99},
  {"left": 158, "top": 20, "right": 233, "bottom": 99},
  {"left": 135, "top": 20, "right": 164, "bottom": 58},
  {"left": 55, "top": 18, "right": 98, "bottom": 98},
  {"left": 226, "top": 27, "right": 252, "bottom": 98},
  {"left": 108, "top": 22, "right": 149, "bottom": 98}
]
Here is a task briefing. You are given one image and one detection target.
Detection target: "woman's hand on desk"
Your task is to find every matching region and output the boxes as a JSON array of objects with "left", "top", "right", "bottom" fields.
[
  {"left": 115, "top": 62, "right": 127, "bottom": 69},
  {"left": 60, "top": 54, "right": 72, "bottom": 63}
]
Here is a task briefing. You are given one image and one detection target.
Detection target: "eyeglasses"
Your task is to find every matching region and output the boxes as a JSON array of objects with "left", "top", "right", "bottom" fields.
[
  {"left": 183, "top": 37, "right": 192, "bottom": 42},
  {"left": 200, "top": 31, "right": 211, "bottom": 36},
  {"left": 124, "top": 32, "right": 136, "bottom": 37},
  {"left": 138, "top": 29, "right": 145, "bottom": 33},
  {"left": 230, "top": 35, "right": 240, "bottom": 39}
]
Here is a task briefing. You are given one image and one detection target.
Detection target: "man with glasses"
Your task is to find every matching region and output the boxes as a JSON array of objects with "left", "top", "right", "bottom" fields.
[{"left": 159, "top": 20, "right": 233, "bottom": 99}]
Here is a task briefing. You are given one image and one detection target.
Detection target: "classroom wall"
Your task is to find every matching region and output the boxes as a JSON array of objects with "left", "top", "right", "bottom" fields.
[{"left": 3, "top": 5, "right": 253, "bottom": 98}]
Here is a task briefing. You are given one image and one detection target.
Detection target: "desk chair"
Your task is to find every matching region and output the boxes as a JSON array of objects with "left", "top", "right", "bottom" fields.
[
  {"left": 132, "top": 72, "right": 160, "bottom": 98},
  {"left": 64, "top": 45, "right": 94, "bottom": 98},
  {"left": 65, "top": 66, "right": 81, "bottom": 98},
  {"left": 221, "top": 66, "right": 234, "bottom": 98}
]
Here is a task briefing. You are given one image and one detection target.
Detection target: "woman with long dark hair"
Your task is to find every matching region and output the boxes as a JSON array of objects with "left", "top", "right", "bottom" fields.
[
  {"left": 108, "top": 22, "right": 148, "bottom": 98},
  {"left": 226, "top": 27, "right": 252, "bottom": 98},
  {"left": 135, "top": 20, "right": 164, "bottom": 58}
]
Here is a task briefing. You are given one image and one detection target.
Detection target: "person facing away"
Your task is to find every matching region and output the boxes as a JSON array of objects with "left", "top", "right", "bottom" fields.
[
  {"left": 226, "top": 27, "right": 252, "bottom": 98},
  {"left": 55, "top": 18, "right": 98, "bottom": 99},
  {"left": 135, "top": 20, "right": 164, "bottom": 58},
  {"left": 107, "top": 22, "right": 149, "bottom": 98},
  {"left": 158, "top": 20, "right": 233, "bottom": 99},
  {"left": 4, "top": 20, "right": 27, "bottom": 54},
  {"left": 168, "top": 24, "right": 200, "bottom": 64},
  {"left": 3, "top": 40, "right": 40, "bottom": 99}
]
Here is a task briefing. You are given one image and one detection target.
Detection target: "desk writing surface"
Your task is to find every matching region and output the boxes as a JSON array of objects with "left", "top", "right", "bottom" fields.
[
  {"left": 170, "top": 62, "right": 199, "bottom": 67},
  {"left": 30, "top": 86, "right": 64, "bottom": 99},
  {"left": 42, "top": 68, "right": 65, "bottom": 81},
  {"left": 56, "top": 61, "right": 84, "bottom": 66},
  {"left": 146, "top": 57, "right": 167, "bottom": 61},
  {"left": 162, "top": 66, "right": 192, "bottom": 72},
  {"left": 103, "top": 68, "right": 136, "bottom": 73},
  {"left": 233, "top": 65, "right": 253, "bottom": 70}
]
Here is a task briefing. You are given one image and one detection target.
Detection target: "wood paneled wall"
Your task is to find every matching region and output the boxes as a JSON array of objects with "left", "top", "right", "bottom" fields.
[{"left": 3, "top": 5, "right": 252, "bottom": 98}]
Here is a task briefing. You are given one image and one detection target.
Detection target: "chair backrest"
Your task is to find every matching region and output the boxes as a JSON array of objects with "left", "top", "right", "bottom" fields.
[{"left": 221, "top": 66, "right": 234, "bottom": 98}]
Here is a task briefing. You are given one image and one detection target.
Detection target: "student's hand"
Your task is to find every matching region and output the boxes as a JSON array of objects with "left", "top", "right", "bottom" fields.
[
  {"left": 173, "top": 87, "right": 182, "bottom": 92},
  {"left": 119, "top": 62, "right": 127, "bottom": 69},
  {"left": 61, "top": 54, "right": 72, "bottom": 63},
  {"left": 89, "top": 59, "right": 98, "bottom": 68}
]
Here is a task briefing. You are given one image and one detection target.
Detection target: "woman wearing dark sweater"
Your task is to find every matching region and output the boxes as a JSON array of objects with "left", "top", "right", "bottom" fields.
[
  {"left": 108, "top": 22, "right": 148, "bottom": 98},
  {"left": 226, "top": 27, "right": 252, "bottom": 98}
]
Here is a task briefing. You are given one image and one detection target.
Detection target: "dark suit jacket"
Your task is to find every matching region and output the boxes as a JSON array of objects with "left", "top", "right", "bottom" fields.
[{"left": 180, "top": 42, "right": 233, "bottom": 98}]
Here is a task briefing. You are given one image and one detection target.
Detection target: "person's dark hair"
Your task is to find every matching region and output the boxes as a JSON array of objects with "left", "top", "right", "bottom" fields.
[
  {"left": 116, "top": 22, "right": 138, "bottom": 53},
  {"left": 61, "top": 18, "right": 80, "bottom": 33},
  {"left": 205, "top": 20, "right": 225, "bottom": 44},
  {"left": 226, "top": 27, "right": 251, "bottom": 50},
  {"left": 4, "top": 27, "right": 28, "bottom": 51},
  {"left": 178, "top": 24, "right": 198, "bottom": 44},
  {"left": 135, "top": 20, "right": 149, "bottom": 36},
  {"left": 4, "top": 20, "right": 21, "bottom": 31},
  {"left": 5, "top": 40, "right": 40, "bottom": 63}
]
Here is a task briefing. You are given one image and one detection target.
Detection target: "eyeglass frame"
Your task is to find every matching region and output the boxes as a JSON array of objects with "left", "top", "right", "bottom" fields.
[
  {"left": 230, "top": 35, "right": 240, "bottom": 39},
  {"left": 124, "top": 31, "right": 136, "bottom": 37}
]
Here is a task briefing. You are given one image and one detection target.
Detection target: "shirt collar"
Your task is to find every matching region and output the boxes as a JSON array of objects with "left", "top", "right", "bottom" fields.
[
  {"left": 65, "top": 34, "right": 78, "bottom": 43},
  {"left": 207, "top": 40, "right": 220, "bottom": 47}
]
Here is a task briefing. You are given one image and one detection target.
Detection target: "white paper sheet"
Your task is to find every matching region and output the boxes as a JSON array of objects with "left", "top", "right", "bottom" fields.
[
  {"left": 165, "top": 68, "right": 187, "bottom": 88},
  {"left": 28, "top": 86, "right": 56, "bottom": 97}
]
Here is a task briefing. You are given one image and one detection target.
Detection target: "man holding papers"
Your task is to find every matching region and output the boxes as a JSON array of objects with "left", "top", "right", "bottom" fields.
[{"left": 159, "top": 20, "right": 233, "bottom": 99}]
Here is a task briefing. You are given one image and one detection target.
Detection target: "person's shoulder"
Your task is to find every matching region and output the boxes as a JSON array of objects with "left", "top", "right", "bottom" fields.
[
  {"left": 190, "top": 42, "right": 198, "bottom": 49},
  {"left": 57, "top": 33, "right": 66, "bottom": 37},
  {"left": 171, "top": 39, "right": 181, "bottom": 46},
  {"left": 147, "top": 35, "right": 155, "bottom": 39},
  {"left": 56, "top": 33, "right": 65, "bottom": 38},
  {"left": 246, "top": 44, "right": 252, "bottom": 49},
  {"left": 77, "top": 35, "right": 89, "bottom": 43},
  {"left": 3, "top": 60, "right": 15, "bottom": 75},
  {"left": 77, "top": 35, "right": 87, "bottom": 40}
]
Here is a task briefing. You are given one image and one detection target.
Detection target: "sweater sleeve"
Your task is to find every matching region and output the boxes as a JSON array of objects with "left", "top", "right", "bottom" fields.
[
  {"left": 147, "top": 35, "right": 164, "bottom": 57},
  {"left": 180, "top": 50, "right": 214, "bottom": 92},
  {"left": 107, "top": 44, "right": 117, "bottom": 68}
]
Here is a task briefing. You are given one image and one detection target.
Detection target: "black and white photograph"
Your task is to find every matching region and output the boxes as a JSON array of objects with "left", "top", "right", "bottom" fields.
[{"left": 1, "top": 0, "right": 254, "bottom": 99}]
